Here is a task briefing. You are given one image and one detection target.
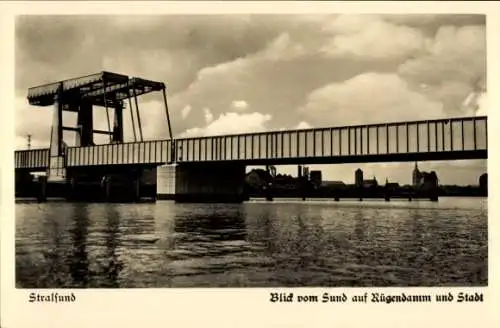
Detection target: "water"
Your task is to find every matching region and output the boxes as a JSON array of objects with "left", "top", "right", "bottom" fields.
[{"left": 15, "top": 197, "right": 487, "bottom": 288}]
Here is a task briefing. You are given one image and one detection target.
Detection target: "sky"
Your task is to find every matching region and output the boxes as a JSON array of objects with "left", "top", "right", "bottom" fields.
[{"left": 14, "top": 14, "right": 487, "bottom": 185}]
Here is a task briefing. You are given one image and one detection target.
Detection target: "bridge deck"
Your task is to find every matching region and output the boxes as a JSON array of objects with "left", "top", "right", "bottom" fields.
[{"left": 15, "top": 116, "right": 487, "bottom": 170}]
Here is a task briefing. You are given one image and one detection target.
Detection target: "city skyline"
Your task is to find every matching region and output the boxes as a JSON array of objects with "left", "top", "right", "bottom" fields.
[
  {"left": 267, "top": 163, "right": 484, "bottom": 187},
  {"left": 15, "top": 14, "right": 487, "bottom": 185}
]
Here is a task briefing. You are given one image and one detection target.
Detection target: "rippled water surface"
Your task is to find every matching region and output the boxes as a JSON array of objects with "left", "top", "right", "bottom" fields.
[{"left": 16, "top": 198, "right": 487, "bottom": 288}]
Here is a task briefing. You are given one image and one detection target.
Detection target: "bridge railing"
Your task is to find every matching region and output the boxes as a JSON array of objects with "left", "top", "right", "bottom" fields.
[
  {"left": 16, "top": 116, "right": 487, "bottom": 169},
  {"left": 14, "top": 148, "right": 49, "bottom": 169},
  {"left": 65, "top": 139, "right": 175, "bottom": 167},
  {"left": 173, "top": 116, "right": 487, "bottom": 163}
]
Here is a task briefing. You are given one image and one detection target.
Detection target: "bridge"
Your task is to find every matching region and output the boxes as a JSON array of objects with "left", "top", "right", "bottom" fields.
[{"left": 14, "top": 72, "right": 488, "bottom": 203}]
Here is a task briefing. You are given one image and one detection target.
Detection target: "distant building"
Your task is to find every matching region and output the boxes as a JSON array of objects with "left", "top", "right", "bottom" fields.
[
  {"left": 267, "top": 165, "right": 277, "bottom": 178},
  {"left": 245, "top": 169, "right": 272, "bottom": 189},
  {"left": 323, "top": 181, "right": 346, "bottom": 187},
  {"left": 363, "top": 177, "right": 378, "bottom": 188},
  {"left": 412, "top": 162, "right": 438, "bottom": 189},
  {"left": 303, "top": 166, "right": 310, "bottom": 180},
  {"left": 355, "top": 168, "right": 363, "bottom": 188},
  {"left": 419, "top": 171, "right": 438, "bottom": 190},
  {"left": 412, "top": 162, "right": 422, "bottom": 186},
  {"left": 309, "top": 170, "right": 322, "bottom": 189},
  {"left": 273, "top": 173, "right": 296, "bottom": 188},
  {"left": 384, "top": 178, "right": 399, "bottom": 189},
  {"left": 386, "top": 182, "right": 400, "bottom": 189}
]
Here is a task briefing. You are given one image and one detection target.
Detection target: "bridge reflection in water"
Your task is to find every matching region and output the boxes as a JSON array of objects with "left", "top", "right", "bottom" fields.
[{"left": 15, "top": 198, "right": 487, "bottom": 288}]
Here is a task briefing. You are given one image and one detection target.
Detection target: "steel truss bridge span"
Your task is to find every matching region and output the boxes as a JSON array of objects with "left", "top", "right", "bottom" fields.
[{"left": 15, "top": 115, "right": 487, "bottom": 170}]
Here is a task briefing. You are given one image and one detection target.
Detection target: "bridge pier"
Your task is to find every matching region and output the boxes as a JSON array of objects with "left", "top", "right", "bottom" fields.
[
  {"left": 176, "top": 163, "right": 246, "bottom": 203},
  {"left": 37, "top": 176, "right": 47, "bottom": 202},
  {"left": 429, "top": 192, "right": 439, "bottom": 202},
  {"left": 265, "top": 191, "right": 274, "bottom": 202},
  {"left": 158, "top": 163, "right": 246, "bottom": 203}
]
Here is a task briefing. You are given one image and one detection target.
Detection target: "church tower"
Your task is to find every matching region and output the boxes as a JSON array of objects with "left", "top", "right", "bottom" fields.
[{"left": 412, "top": 162, "right": 421, "bottom": 186}]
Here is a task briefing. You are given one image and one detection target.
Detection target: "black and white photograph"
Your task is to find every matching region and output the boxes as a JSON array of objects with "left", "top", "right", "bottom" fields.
[{"left": 12, "top": 12, "right": 488, "bottom": 290}]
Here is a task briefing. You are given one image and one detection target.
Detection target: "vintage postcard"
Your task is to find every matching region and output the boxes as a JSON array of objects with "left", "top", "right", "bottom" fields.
[{"left": 1, "top": 1, "right": 498, "bottom": 328}]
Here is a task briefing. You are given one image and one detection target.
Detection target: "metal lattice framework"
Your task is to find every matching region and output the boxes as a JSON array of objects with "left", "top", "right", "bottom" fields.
[
  {"left": 28, "top": 72, "right": 164, "bottom": 108},
  {"left": 27, "top": 71, "right": 173, "bottom": 142}
]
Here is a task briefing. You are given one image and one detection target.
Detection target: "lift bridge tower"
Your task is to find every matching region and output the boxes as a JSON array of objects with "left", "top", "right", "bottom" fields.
[{"left": 27, "top": 71, "right": 173, "bottom": 200}]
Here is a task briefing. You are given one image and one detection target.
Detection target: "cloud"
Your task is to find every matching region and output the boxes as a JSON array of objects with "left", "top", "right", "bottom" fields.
[
  {"left": 399, "top": 24, "right": 487, "bottom": 116},
  {"left": 164, "top": 30, "right": 324, "bottom": 132},
  {"left": 231, "top": 100, "right": 249, "bottom": 111},
  {"left": 194, "top": 32, "right": 306, "bottom": 82},
  {"left": 426, "top": 81, "right": 475, "bottom": 115},
  {"left": 180, "top": 111, "right": 272, "bottom": 138},
  {"left": 166, "top": 15, "right": 485, "bottom": 137},
  {"left": 295, "top": 121, "right": 313, "bottom": 130},
  {"left": 299, "top": 72, "right": 445, "bottom": 126},
  {"left": 15, "top": 15, "right": 301, "bottom": 95},
  {"left": 181, "top": 105, "right": 192, "bottom": 119},
  {"left": 177, "top": 111, "right": 311, "bottom": 141},
  {"left": 126, "top": 99, "right": 171, "bottom": 141},
  {"left": 321, "top": 15, "right": 428, "bottom": 59},
  {"left": 15, "top": 96, "right": 53, "bottom": 149},
  {"left": 203, "top": 108, "right": 214, "bottom": 124},
  {"left": 474, "top": 92, "right": 488, "bottom": 116},
  {"left": 382, "top": 14, "right": 485, "bottom": 30},
  {"left": 259, "top": 32, "right": 306, "bottom": 61},
  {"left": 398, "top": 25, "right": 486, "bottom": 86}
]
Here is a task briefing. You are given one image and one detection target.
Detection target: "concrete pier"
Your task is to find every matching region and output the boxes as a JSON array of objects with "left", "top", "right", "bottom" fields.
[
  {"left": 176, "top": 163, "right": 246, "bottom": 203},
  {"left": 158, "top": 163, "right": 246, "bottom": 203}
]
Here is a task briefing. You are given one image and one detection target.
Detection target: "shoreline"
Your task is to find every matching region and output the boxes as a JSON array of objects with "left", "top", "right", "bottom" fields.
[{"left": 15, "top": 195, "right": 488, "bottom": 204}]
